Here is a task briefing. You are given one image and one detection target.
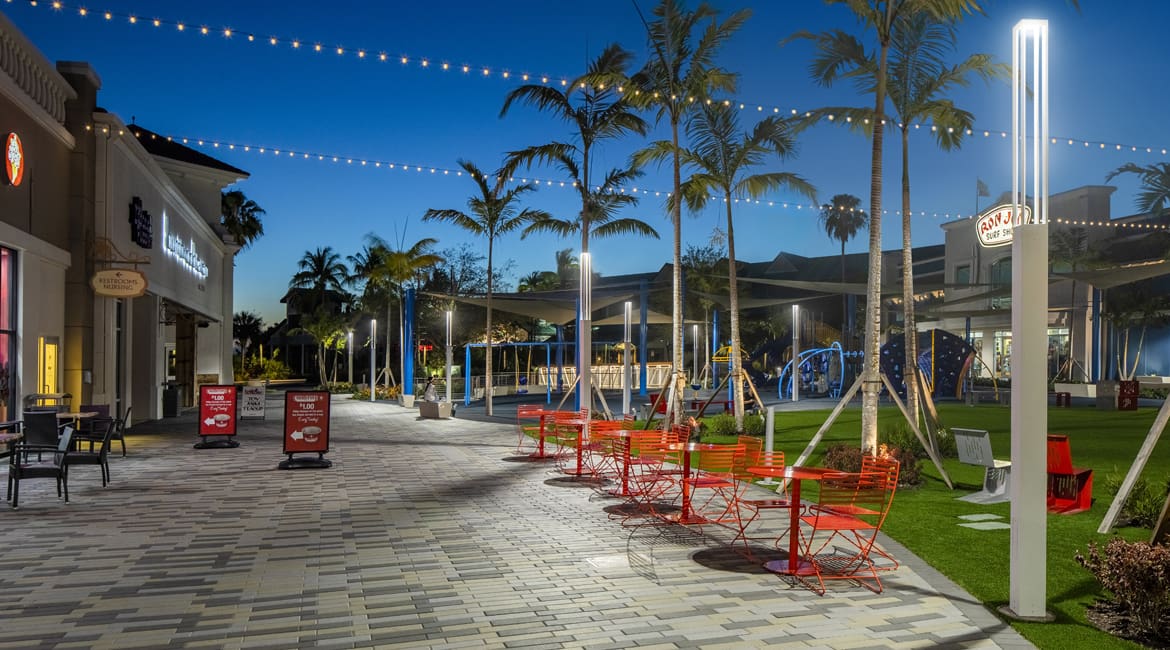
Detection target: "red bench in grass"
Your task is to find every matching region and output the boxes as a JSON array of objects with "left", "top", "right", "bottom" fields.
[{"left": 1047, "top": 434, "right": 1093, "bottom": 514}]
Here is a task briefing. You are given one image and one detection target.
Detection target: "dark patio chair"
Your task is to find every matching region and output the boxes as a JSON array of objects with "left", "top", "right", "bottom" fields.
[
  {"left": 22, "top": 410, "right": 62, "bottom": 447},
  {"left": 66, "top": 418, "right": 115, "bottom": 487},
  {"left": 111, "top": 406, "right": 131, "bottom": 457},
  {"left": 9, "top": 426, "right": 74, "bottom": 509}
]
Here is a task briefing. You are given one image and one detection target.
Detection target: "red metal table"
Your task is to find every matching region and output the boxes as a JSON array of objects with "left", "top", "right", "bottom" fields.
[
  {"left": 660, "top": 442, "right": 738, "bottom": 525},
  {"left": 745, "top": 465, "right": 833, "bottom": 575},
  {"left": 518, "top": 408, "right": 560, "bottom": 459},
  {"left": 555, "top": 417, "right": 593, "bottom": 476}
]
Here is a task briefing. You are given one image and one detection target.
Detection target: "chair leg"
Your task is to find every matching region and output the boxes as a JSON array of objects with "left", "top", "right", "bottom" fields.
[
  {"left": 120, "top": 438, "right": 126, "bottom": 457},
  {"left": 10, "top": 477, "right": 17, "bottom": 509},
  {"left": 62, "top": 474, "right": 68, "bottom": 503}
]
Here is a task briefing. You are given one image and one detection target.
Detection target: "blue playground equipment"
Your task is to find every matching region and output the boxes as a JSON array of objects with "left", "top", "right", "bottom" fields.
[
  {"left": 879, "top": 328, "right": 976, "bottom": 399},
  {"left": 779, "top": 341, "right": 849, "bottom": 399}
]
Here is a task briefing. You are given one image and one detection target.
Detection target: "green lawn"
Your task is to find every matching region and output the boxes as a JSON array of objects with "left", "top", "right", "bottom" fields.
[{"left": 706, "top": 402, "right": 1169, "bottom": 649}]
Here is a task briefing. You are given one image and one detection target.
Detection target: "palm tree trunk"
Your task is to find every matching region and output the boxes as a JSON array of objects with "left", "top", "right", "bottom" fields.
[
  {"left": 486, "top": 239, "right": 494, "bottom": 416},
  {"left": 670, "top": 113, "right": 685, "bottom": 428},
  {"left": 901, "top": 127, "right": 920, "bottom": 427},
  {"left": 726, "top": 197, "right": 744, "bottom": 432},
  {"left": 861, "top": 35, "right": 892, "bottom": 456}
]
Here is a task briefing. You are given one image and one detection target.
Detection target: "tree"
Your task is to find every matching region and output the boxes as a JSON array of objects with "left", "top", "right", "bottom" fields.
[
  {"left": 1049, "top": 227, "right": 1097, "bottom": 381},
  {"left": 638, "top": 102, "right": 815, "bottom": 430},
  {"left": 220, "top": 190, "right": 266, "bottom": 250},
  {"left": 293, "top": 308, "right": 348, "bottom": 387},
  {"left": 1101, "top": 281, "right": 1170, "bottom": 380},
  {"left": 819, "top": 194, "right": 868, "bottom": 344},
  {"left": 1107, "top": 163, "right": 1170, "bottom": 215},
  {"left": 789, "top": 0, "right": 984, "bottom": 453},
  {"left": 423, "top": 160, "right": 551, "bottom": 416},
  {"left": 233, "top": 311, "right": 264, "bottom": 358},
  {"left": 632, "top": 0, "right": 748, "bottom": 427},
  {"left": 501, "top": 44, "right": 655, "bottom": 256},
  {"left": 518, "top": 271, "right": 560, "bottom": 293},
  {"left": 554, "top": 249, "right": 578, "bottom": 289},
  {"left": 289, "top": 246, "right": 349, "bottom": 313}
]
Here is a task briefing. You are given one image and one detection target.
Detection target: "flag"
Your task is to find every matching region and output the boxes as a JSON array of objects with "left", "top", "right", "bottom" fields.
[{"left": 976, "top": 178, "right": 990, "bottom": 197}]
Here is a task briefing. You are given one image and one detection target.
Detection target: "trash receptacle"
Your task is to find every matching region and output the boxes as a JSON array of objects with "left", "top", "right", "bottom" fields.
[{"left": 163, "top": 384, "right": 181, "bottom": 417}]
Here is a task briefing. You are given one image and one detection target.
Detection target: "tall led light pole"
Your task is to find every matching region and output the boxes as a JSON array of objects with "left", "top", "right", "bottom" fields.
[
  {"left": 445, "top": 310, "right": 453, "bottom": 404},
  {"left": 347, "top": 330, "right": 353, "bottom": 385},
  {"left": 1005, "top": 18, "right": 1050, "bottom": 622},
  {"left": 791, "top": 305, "right": 800, "bottom": 402},
  {"left": 692, "top": 324, "right": 699, "bottom": 386},
  {"left": 622, "top": 301, "right": 632, "bottom": 417},
  {"left": 369, "top": 319, "right": 377, "bottom": 403},
  {"left": 579, "top": 252, "right": 592, "bottom": 420}
]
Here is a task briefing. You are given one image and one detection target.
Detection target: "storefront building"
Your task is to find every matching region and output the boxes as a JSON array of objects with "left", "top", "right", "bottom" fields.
[{"left": 1, "top": 13, "right": 246, "bottom": 423}]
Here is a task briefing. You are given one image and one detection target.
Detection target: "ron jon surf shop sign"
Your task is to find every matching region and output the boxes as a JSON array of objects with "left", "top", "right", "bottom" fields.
[{"left": 976, "top": 203, "right": 1032, "bottom": 248}]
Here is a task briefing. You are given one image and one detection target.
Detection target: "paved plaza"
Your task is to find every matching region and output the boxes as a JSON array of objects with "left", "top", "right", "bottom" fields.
[{"left": 0, "top": 394, "right": 1034, "bottom": 649}]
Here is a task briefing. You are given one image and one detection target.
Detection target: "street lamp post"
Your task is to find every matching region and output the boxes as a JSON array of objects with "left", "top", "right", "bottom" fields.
[
  {"left": 792, "top": 305, "right": 800, "bottom": 402},
  {"left": 347, "top": 330, "right": 353, "bottom": 385},
  {"left": 445, "top": 310, "right": 453, "bottom": 404},
  {"left": 692, "top": 324, "right": 699, "bottom": 386},
  {"left": 622, "top": 301, "right": 631, "bottom": 417},
  {"left": 370, "top": 319, "right": 377, "bottom": 403}
]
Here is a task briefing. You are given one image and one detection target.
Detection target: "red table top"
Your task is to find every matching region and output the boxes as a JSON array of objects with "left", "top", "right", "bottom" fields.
[{"left": 746, "top": 466, "right": 835, "bottom": 480}]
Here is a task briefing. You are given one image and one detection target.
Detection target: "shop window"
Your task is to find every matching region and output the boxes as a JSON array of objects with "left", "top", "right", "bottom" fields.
[
  {"left": 955, "top": 264, "right": 971, "bottom": 285},
  {"left": 0, "top": 248, "right": 14, "bottom": 420},
  {"left": 990, "top": 257, "right": 1012, "bottom": 310}
]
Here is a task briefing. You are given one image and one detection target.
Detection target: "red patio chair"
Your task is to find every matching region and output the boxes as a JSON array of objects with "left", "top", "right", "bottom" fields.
[
  {"left": 732, "top": 449, "right": 795, "bottom": 555},
  {"left": 678, "top": 443, "right": 747, "bottom": 530}
]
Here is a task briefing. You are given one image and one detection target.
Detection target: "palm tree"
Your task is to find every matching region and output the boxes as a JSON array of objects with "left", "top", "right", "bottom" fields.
[
  {"left": 790, "top": 0, "right": 984, "bottom": 453},
  {"left": 233, "top": 311, "right": 264, "bottom": 358},
  {"left": 819, "top": 195, "right": 868, "bottom": 344},
  {"left": 1050, "top": 227, "right": 1097, "bottom": 382},
  {"left": 501, "top": 44, "right": 654, "bottom": 256},
  {"left": 1107, "top": 163, "right": 1170, "bottom": 214},
  {"left": 632, "top": 0, "right": 748, "bottom": 427},
  {"left": 637, "top": 103, "right": 815, "bottom": 430},
  {"left": 289, "top": 246, "right": 349, "bottom": 314},
  {"left": 554, "top": 249, "right": 578, "bottom": 289},
  {"left": 518, "top": 271, "right": 560, "bottom": 293},
  {"left": 365, "top": 234, "right": 444, "bottom": 391},
  {"left": 423, "top": 160, "right": 551, "bottom": 416},
  {"left": 220, "top": 190, "right": 266, "bottom": 250}
]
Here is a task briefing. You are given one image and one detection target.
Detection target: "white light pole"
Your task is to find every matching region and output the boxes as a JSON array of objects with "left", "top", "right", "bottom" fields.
[
  {"left": 347, "top": 330, "right": 353, "bottom": 385},
  {"left": 792, "top": 305, "right": 800, "bottom": 402},
  {"left": 1005, "top": 18, "right": 1051, "bottom": 622},
  {"left": 370, "top": 319, "right": 377, "bottom": 403},
  {"left": 579, "top": 252, "right": 592, "bottom": 420},
  {"left": 692, "top": 324, "right": 699, "bottom": 387},
  {"left": 622, "top": 301, "right": 632, "bottom": 417},
  {"left": 445, "top": 310, "right": 453, "bottom": 404}
]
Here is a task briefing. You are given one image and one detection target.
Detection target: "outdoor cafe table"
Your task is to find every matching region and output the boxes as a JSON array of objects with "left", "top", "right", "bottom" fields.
[
  {"left": 662, "top": 442, "right": 737, "bottom": 525},
  {"left": 556, "top": 416, "right": 593, "bottom": 477},
  {"left": 745, "top": 465, "right": 834, "bottom": 575},
  {"left": 518, "top": 408, "right": 560, "bottom": 459},
  {"left": 56, "top": 411, "right": 99, "bottom": 427}
]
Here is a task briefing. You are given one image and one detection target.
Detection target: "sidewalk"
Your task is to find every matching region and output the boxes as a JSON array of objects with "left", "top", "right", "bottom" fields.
[{"left": 0, "top": 396, "right": 1034, "bottom": 649}]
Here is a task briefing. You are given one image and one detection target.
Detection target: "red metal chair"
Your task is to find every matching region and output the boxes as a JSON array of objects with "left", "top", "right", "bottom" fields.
[
  {"left": 678, "top": 443, "right": 747, "bottom": 530},
  {"left": 795, "top": 470, "right": 897, "bottom": 595},
  {"left": 515, "top": 404, "right": 545, "bottom": 453},
  {"left": 732, "top": 449, "right": 795, "bottom": 555}
]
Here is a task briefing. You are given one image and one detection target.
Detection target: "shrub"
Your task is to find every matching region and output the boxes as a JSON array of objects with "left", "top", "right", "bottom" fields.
[
  {"left": 233, "top": 355, "right": 291, "bottom": 381},
  {"left": 1076, "top": 538, "right": 1170, "bottom": 642},
  {"left": 822, "top": 443, "right": 923, "bottom": 487},
  {"left": 352, "top": 384, "right": 399, "bottom": 400},
  {"left": 878, "top": 421, "right": 957, "bottom": 460},
  {"left": 701, "top": 412, "right": 764, "bottom": 437},
  {"left": 1101, "top": 474, "right": 1170, "bottom": 528},
  {"left": 325, "top": 382, "right": 353, "bottom": 394}
]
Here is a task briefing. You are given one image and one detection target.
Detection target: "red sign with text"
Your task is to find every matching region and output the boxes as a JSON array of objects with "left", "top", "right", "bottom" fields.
[
  {"left": 199, "top": 385, "right": 238, "bottom": 436},
  {"left": 283, "top": 391, "right": 331, "bottom": 454}
]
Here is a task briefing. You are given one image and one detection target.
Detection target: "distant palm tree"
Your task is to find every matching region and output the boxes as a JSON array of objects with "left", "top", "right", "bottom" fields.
[
  {"left": 289, "top": 247, "right": 349, "bottom": 313},
  {"left": 365, "top": 234, "right": 444, "bottom": 389},
  {"left": 1107, "top": 162, "right": 1170, "bottom": 214},
  {"left": 554, "top": 249, "right": 578, "bottom": 289},
  {"left": 233, "top": 311, "right": 264, "bottom": 357},
  {"left": 637, "top": 103, "right": 815, "bottom": 430},
  {"left": 423, "top": 160, "right": 551, "bottom": 416},
  {"left": 632, "top": 0, "right": 748, "bottom": 427},
  {"left": 1050, "top": 227, "right": 1097, "bottom": 382},
  {"left": 220, "top": 190, "right": 266, "bottom": 250},
  {"left": 501, "top": 44, "right": 654, "bottom": 256},
  {"left": 518, "top": 271, "right": 559, "bottom": 293},
  {"left": 789, "top": 0, "right": 984, "bottom": 453},
  {"left": 819, "top": 194, "right": 868, "bottom": 344}
]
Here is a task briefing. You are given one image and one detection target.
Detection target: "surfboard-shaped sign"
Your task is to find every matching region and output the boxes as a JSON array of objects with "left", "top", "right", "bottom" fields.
[{"left": 976, "top": 203, "right": 1032, "bottom": 248}]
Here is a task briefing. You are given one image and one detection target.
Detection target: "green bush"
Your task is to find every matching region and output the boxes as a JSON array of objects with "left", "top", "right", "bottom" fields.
[
  {"left": 325, "top": 382, "right": 353, "bottom": 394},
  {"left": 233, "top": 355, "right": 291, "bottom": 381},
  {"left": 1076, "top": 538, "right": 1170, "bottom": 643},
  {"left": 878, "top": 421, "right": 957, "bottom": 460},
  {"left": 822, "top": 443, "right": 923, "bottom": 487},
  {"left": 352, "top": 385, "right": 399, "bottom": 400},
  {"left": 1102, "top": 474, "right": 1170, "bottom": 528},
  {"left": 823, "top": 444, "right": 863, "bottom": 473},
  {"left": 701, "top": 412, "right": 764, "bottom": 436}
]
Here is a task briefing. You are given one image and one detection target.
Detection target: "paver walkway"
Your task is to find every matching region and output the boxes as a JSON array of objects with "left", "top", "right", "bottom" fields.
[{"left": 0, "top": 396, "right": 1034, "bottom": 649}]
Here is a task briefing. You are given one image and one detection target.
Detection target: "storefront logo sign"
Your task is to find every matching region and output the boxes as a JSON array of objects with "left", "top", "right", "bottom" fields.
[
  {"left": 162, "top": 211, "right": 209, "bottom": 279},
  {"left": 4, "top": 133, "right": 24, "bottom": 187},
  {"left": 128, "top": 196, "right": 153, "bottom": 249},
  {"left": 976, "top": 203, "right": 1031, "bottom": 248},
  {"left": 91, "top": 269, "right": 149, "bottom": 297}
]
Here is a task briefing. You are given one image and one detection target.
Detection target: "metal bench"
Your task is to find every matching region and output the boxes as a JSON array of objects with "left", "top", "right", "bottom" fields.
[{"left": 953, "top": 428, "right": 1011, "bottom": 504}]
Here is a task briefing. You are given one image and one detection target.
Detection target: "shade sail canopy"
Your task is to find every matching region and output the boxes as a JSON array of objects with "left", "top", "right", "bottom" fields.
[
  {"left": 1054, "top": 259, "right": 1170, "bottom": 290},
  {"left": 430, "top": 290, "right": 634, "bottom": 326},
  {"left": 592, "top": 309, "right": 701, "bottom": 326}
]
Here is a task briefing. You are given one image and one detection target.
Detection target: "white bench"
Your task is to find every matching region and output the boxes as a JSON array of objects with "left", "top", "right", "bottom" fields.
[
  {"left": 418, "top": 400, "right": 453, "bottom": 419},
  {"left": 953, "top": 428, "right": 1011, "bottom": 504}
]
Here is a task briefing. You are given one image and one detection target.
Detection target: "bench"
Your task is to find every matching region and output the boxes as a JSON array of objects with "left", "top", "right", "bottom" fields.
[
  {"left": 1047, "top": 434, "right": 1092, "bottom": 514},
  {"left": 419, "top": 400, "right": 453, "bottom": 419},
  {"left": 953, "top": 428, "right": 1012, "bottom": 504}
]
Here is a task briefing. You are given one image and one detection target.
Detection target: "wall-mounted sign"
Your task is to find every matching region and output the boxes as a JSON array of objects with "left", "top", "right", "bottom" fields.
[
  {"left": 4, "top": 133, "right": 24, "bottom": 187},
  {"left": 91, "top": 269, "right": 148, "bottom": 297},
  {"left": 162, "top": 211, "right": 209, "bottom": 278},
  {"left": 128, "top": 196, "right": 153, "bottom": 249},
  {"left": 976, "top": 203, "right": 1032, "bottom": 248}
]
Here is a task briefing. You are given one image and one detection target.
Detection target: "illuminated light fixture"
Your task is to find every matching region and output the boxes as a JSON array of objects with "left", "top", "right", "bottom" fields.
[
  {"left": 292, "top": 40, "right": 300, "bottom": 48},
  {"left": 358, "top": 50, "right": 365, "bottom": 58},
  {"left": 378, "top": 52, "right": 385, "bottom": 61},
  {"left": 247, "top": 34, "right": 254, "bottom": 42},
  {"left": 153, "top": 18, "right": 160, "bottom": 26},
  {"left": 314, "top": 44, "right": 322, "bottom": 52},
  {"left": 128, "top": 15, "right": 136, "bottom": 23},
  {"left": 482, "top": 68, "right": 490, "bottom": 75},
  {"left": 464, "top": 65, "right": 471, "bottom": 73},
  {"left": 223, "top": 28, "right": 231, "bottom": 37},
  {"left": 200, "top": 26, "right": 209, "bottom": 35},
  {"left": 401, "top": 56, "right": 408, "bottom": 64},
  {"left": 420, "top": 59, "right": 428, "bottom": 67},
  {"left": 177, "top": 22, "right": 184, "bottom": 30},
  {"left": 443, "top": 63, "right": 450, "bottom": 70},
  {"left": 336, "top": 47, "right": 343, "bottom": 55},
  {"left": 79, "top": 7, "right": 86, "bottom": 16},
  {"left": 103, "top": 11, "right": 111, "bottom": 19}
]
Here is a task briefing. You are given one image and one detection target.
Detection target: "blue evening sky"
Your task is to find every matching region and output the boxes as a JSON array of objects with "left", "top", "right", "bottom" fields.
[{"left": 3, "top": 1, "right": 1164, "bottom": 325}]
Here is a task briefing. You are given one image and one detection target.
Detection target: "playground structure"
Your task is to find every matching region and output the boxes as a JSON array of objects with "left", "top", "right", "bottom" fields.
[
  {"left": 778, "top": 341, "right": 851, "bottom": 400},
  {"left": 879, "top": 329, "right": 977, "bottom": 400}
]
